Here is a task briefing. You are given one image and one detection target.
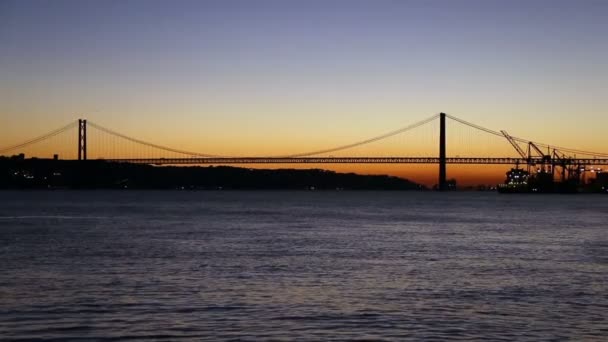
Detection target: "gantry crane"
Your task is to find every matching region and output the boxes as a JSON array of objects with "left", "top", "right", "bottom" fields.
[{"left": 501, "top": 130, "right": 584, "bottom": 187}]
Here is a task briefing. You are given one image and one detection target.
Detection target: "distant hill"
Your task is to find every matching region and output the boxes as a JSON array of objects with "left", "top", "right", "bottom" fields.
[{"left": 0, "top": 157, "right": 424, "bottom": 190}]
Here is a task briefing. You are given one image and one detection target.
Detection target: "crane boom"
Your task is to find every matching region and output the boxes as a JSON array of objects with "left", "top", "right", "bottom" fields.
[
  {"left": 528, "top": 141, "right": 547, "bottom": 157},
  {"left": 501, "top": 130, "right": 527, "bottom": 159}
]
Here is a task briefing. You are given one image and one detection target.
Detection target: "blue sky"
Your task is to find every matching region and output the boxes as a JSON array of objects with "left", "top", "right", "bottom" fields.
[{"left": 2, "top": 0, "right": 607, "bottom": 156}]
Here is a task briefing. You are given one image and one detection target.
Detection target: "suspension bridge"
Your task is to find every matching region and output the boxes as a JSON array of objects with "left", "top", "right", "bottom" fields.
[{"left": 2, "top": 113, "right": 608, "bottom": 190}]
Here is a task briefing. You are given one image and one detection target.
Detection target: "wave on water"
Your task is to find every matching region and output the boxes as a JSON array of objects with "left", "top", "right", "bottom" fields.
[{"left": 0, "top": 215, "right": 111, "bottom": 220}]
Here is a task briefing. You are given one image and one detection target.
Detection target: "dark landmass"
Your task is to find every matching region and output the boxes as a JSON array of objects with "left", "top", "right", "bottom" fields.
[{"left": 0, "top": 156, "right": 425, "bottom": 190}]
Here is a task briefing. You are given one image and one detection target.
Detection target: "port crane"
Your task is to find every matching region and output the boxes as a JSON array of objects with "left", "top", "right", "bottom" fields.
[
  {"left": 501, "top": 130, "right": 549, "bottom": 171},
  {"left": 501, "top": 130, "right": 587, "bottom": 185}
]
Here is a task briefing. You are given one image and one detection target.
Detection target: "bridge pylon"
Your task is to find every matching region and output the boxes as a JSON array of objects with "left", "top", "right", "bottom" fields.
[
  {"left": 78, "top": 119, "right": 87, "bottom": 160},
  {"left": 439, "top": 112, "right": 447, "bottom": 190}
]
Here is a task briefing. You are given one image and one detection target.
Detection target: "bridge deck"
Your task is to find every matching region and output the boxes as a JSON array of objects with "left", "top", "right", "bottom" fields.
[{"left": 101, "top": 157, "right": 608, "bottom": 165}]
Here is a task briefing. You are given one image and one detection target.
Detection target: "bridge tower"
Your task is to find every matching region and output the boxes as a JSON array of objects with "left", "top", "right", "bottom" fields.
[
  {"left": 78, "top": 119, "right": 87, "bottom": 160},
  {"left": 439, "top": 112, "right": 447, "bottom": 190}
]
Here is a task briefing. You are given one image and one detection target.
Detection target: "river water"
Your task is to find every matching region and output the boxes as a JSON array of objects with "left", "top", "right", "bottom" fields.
[{"left": 0, "top": 191, "right": 607, "bottom": 340}]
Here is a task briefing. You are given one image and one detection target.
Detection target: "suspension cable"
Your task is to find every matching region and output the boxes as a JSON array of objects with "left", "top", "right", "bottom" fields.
[
  {"left": 280, "top": 114, "right": 440, "bottom": 157},
  {"left": 445, "top": 114, "right": 505, "bottom": 138},
  {"left": 446, "top": 114, "right": 608, "bottom": 157},
  {"left": 86, "top": 121, "right": 225, "bottom": 158},
  {"left": 88, "top": 114, "right": 439, "bottom": 158},
  {"left": 4, "top": 114, "right": 605, "bottom": 159},
  {"left": 0, "top": 121, "right": 78, "bottom": 154}
]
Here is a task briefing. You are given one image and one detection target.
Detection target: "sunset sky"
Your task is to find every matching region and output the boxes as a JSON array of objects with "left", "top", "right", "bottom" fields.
[{"left": 1, "top": 0, "right": 607, "bottom": 185}]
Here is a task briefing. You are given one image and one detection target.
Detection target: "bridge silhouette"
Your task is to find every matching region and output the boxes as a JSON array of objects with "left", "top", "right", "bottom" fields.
[{"left": 2, "top": 113, "right": 608, "bottom": 190}]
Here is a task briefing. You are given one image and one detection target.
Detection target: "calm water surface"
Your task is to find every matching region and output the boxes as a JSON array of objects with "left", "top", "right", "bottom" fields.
[{"left": 1, "top": 191, "right": 607, "bottom": 341}]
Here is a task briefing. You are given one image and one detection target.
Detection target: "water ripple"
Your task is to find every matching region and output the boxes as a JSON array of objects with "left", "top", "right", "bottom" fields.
[{"left": 1, "top": 191, "right": 607, "bottom": 340}]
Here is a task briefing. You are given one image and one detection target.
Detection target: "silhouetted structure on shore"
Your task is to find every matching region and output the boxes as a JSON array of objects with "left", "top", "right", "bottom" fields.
[
  {"left": 0, "top": 157, "right": 424, "bottom": 190},
  {"left": 2, "top": 115, "right": 608, "bottom": 193}
]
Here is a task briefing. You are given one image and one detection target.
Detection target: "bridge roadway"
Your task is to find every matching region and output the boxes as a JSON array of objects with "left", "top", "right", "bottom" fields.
[{"left": 101, "top": 157, "right": 608, "bottom": 165}]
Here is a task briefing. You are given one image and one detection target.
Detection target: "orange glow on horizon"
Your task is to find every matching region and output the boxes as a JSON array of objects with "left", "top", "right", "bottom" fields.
[
  {"left": 201, "top": 164, "right": 512, "bottom": 187},
  {"left": 2, "top": 113, "right": 607, "bottom": 189}
]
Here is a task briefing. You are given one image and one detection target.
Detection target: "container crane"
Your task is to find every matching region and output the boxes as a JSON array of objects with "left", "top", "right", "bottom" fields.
[{"left": 501, "top": 130, "right": 528, "bottom": 171}]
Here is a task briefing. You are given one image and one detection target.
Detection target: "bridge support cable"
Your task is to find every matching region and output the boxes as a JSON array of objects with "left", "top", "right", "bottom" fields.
[
  {"left": 86, "top": 121, "right": 226, "bottom": 158},
  {"left": 4, "top": 113, "right": 608, "bottom": 166},
  {"left": 446, "top": 114, "right": 608, "bottom": 158},
  {"left": 0, "top": 121, "right": 78, "bottom": 156},
  {"left": 442, "top": 114, "right": 520, "bottom": 160},
  {"left": 87, "top": 113, "right": 439, "bottom": 159},
  {"left": 280, "top": 113, "right": 439, "bottom": 158}
]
